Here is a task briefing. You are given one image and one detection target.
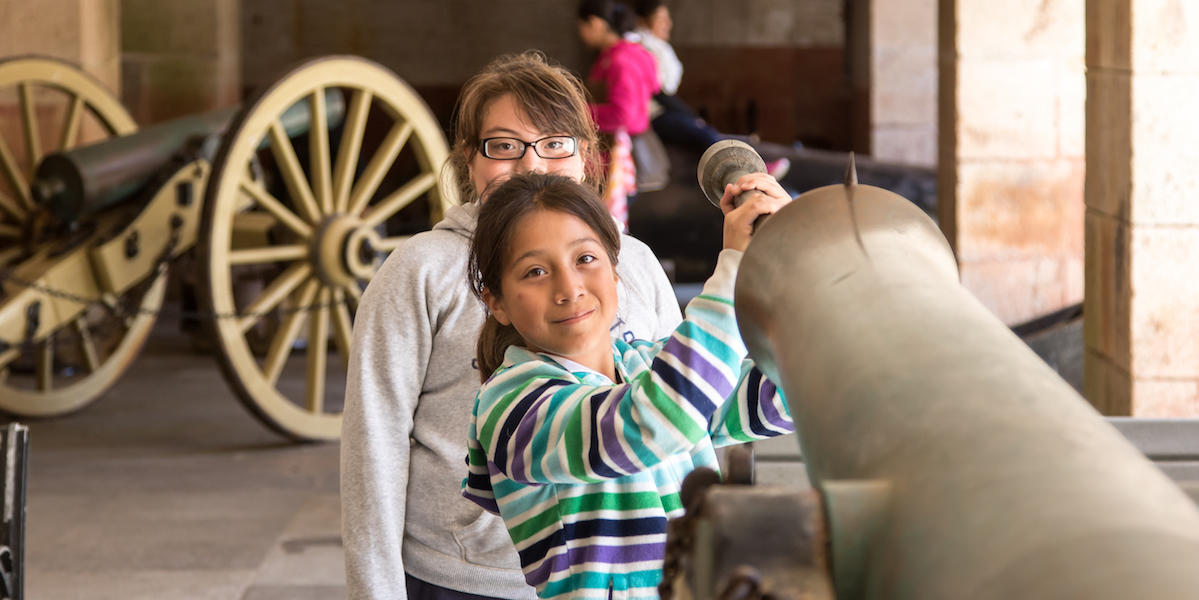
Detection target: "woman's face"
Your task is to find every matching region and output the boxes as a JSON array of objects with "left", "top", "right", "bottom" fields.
[
  {"left": 468, "top": 93, "right": 586, "bottom": 202},
  {"left": 648, "top": 6, "right": 672, "bottom": 40}
]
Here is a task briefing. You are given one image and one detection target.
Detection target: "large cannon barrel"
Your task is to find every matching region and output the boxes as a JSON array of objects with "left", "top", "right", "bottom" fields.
[
  {"left": 733, "top": 179, "right": 1199, "bottom": 598},
  {"left": 32, "top": 88, "right": 345, "bottom": 222}
]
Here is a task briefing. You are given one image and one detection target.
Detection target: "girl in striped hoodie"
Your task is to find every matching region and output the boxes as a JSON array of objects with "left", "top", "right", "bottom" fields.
[{"left": 462, "top": 172, "right": 794, "bottom": 599}]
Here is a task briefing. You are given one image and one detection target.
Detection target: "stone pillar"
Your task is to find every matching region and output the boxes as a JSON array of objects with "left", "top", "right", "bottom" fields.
[
  {"left": 121, "top": 0, "right": 241, "bottom": 124},
  {"left": 1085, "top": 1, "right": 1199, "bottom": 415},
  {"left": 0, "top": 0, "right": 121, "bottom": 89},
  {"left": 848, "top": 0, "right": 937, "bottom": 167},
  {"left": 938, "top": 0, "right": 1086, "bottom": 325},
  {"left": 0, "top": 0, "right": 121, "bottom": 188}
]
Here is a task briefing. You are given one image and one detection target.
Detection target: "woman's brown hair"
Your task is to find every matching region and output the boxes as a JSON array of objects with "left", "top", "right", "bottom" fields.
[
  {"left": 448, "top": 51, "right": 602, "bottom": 202},
  {"left": 469, "top": 173, "right": 621, "bottom": 380}
]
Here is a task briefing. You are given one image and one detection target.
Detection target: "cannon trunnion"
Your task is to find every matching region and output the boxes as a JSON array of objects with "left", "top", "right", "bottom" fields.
[{"left": 0, "top": 55, "right": 451, "bottom": 440}]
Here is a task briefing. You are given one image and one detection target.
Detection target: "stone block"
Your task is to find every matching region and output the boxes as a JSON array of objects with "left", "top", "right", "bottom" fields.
[
  {"left": 872, "top": 0, "right": 936, "bottom": 48},
  {"left": 121, "top": 54, "right": 241, "bottom": 125},
  {"left": 1058, "top": 63, "right": 1086, "bottom": 158},
  {"left": 1128, "top": 226, "right": 1199, "bottom": 378},
  {"left": 956, "top": 0, "right": 1084, "bottom": 62},
  {"left": 1084, "top": 70, "right": 1132, "bottom": 219},
  {"left": 955, "top": 159, "right": 1085, "bottom": 262},
  {"left": 959, "top": 255, "right": 1084, "bottom": 325},
  {"left": 956, "top": 59, "right": 1058, "bottom": 160},
  {"left": 80, "top": 0, "right": 120, "bottom": 73},
  {"left": 872, "top": 125, "right": 937, "bottom": 167},
  {"left": 0, "top": 0, "right": 81, "bottom": 58},
  {"left": 1086, "top": 0, "right": 1131, "bottom": 70},
  {"left": 1132, "top": 379, "right": 1199, "bottom": 417},
  {"left": 1083, "top": 212, "right": 1131, "bottom": 370},
  {"left": 122, "top": 0, "right": 239, "bottom": 57},
  {"left": 1131, "top": 0, "right": 1199, "bottom": 75},
  {"left": 871, "top": 45, "right": 937, "bottom": 125},
  {"left": 1129, "top": 74, "right": 1199, "bottom": 225},
  {"left": 1084, "top": 347, "right": 1132, "bottom": 415}
]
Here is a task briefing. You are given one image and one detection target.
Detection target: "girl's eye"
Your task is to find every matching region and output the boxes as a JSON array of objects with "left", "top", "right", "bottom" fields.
[
  {"left": 523, "top": 267, "right": 547, "bottom": 278},
  {"left": 578, "top": 254, "right": 597, "bottom": 265}
]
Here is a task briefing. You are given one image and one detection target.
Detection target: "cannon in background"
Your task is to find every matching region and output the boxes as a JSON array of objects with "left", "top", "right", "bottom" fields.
[
  {"left": 0, "top": 56, "right": 452, "bottom": 440},
  {"left": 662, "top": 154, "right": 1199, "bottom": 599}
]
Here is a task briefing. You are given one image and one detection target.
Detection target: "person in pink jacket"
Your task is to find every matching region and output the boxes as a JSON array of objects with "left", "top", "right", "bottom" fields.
[{"left": 577, "top": 0, "right": 660, "bottom": 137}]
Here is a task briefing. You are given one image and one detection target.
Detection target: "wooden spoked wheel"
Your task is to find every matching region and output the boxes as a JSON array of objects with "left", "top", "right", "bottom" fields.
[
  {"left": 200, "top": 56, "right": 451, "bottom": 441},
  {"left": 0, "top": 271, "right": 167, "bottom": 416},
  {"left": 0, "top": 56, "right": 137, "bottom": 265},
  {"left": 0, "top": 57, "right": 161, "bottom": 417}
]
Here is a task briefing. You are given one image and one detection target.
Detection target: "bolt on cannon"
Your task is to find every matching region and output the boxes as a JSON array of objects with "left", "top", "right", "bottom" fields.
[{"left": 0, "top": 55, "right": 453, "bottom": 440}]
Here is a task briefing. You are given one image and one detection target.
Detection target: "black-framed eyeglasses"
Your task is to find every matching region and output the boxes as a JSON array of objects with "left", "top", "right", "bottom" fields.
[{"left": 480, "top": 136, "right": 578, "bottom": 160}]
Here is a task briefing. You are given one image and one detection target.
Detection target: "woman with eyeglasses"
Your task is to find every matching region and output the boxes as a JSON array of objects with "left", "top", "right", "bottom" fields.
[{"left": 340, "top": 51, "right": 682, "bottom": 600}]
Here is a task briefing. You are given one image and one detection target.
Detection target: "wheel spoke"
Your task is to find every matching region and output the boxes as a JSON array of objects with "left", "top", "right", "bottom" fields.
[
  {"left": 346, "top": 120, "right": 412, "bottom": 217},
  {"left": 58, "top": 94, "right": 84, "bottom": 151},
  {"left": 343, "top": 282, "right": 362, "bottom": 307},
  {"left": 309, "top": 89, "right": 334, "bottom": 215},
  {"left": 374, "top": 235, "right": 413, "bottom": 252},
  {"left": 73, "top": 316, "right": 100, "bottom": 372},
  {"left": 332, "top": 89, "right": 372, "bottom": 214},
  {"left": 306, "top": 287, "right": 330, "bottom": 413},
  {"left": 0, "top": 133, "right": 32, "bottom": 211},
  {"left": 36, "top": 335, "right": 53, "bottom": 391},
  {"left": 239, "top": 177, "right": 313, "bottom": 237},
  {"left": 0, "top": 347, "right": 17, "bottom": 371},
  {"left": 0, "top": 191, "right": 23, "bottom": 221},
  {"left": 0, "top": 245, "right": 23, "bottom": 265},
  {"left": 262, "top": 279, "right": 319, "bottom": 387},
  {"left": 19, "top": 82, "right": 42, "bottom": 177},
  {"left": 361, "top": 172, "right": 436, "bottom": 229},
  {"left": 268, "top": 119, "right": 323, "bottom": 223},
  {"left": 331, "top": 288, "right": 354, "bottom": 366},
  {"left": 228, "top": 244, "right": 307, "bottom": 266},
  {"left": 237, "top": 263, "right": 312, "bottom": 333}
]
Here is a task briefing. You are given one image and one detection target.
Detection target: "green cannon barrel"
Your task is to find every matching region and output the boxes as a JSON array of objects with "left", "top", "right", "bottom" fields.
[
  {"left": 733, "top": 180, "right": 1199, "bottom": 599},
  {"left": 32, "top": 88, "right": 345, "bottom": 222}
]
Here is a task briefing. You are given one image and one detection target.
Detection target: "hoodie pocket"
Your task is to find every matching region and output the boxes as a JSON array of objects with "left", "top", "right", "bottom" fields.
[{"left": 451, "top": 506, "right": 520, "bottom": 568}]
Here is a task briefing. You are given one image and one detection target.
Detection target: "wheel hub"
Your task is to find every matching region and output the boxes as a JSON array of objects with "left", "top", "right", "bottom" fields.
[{"left": 312, "top": 214, "right": 382, "bottom": 288}]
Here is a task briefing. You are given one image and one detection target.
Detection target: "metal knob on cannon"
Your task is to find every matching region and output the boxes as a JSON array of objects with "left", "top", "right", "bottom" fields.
[{"left": 0, "top": 55, "right": 451, "bottom": 440}]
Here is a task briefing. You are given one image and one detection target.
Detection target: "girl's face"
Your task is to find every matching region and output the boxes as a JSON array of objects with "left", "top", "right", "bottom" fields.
[
  {"left": 648, "top": 6, "right": 672, "bottom": 41},
  {"left": 469, "top": 93, "right": 586, "bottom": 201},
  {"left": 484, "top": 208, "right": 619, "bottom": 377},
  {"left": 577, "top": 16, "right": 608, "bottom": 49}
]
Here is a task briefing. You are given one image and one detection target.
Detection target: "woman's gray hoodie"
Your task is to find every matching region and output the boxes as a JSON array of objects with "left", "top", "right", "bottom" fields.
[{"left": 341, "top": 202, "right": 682, "bottom": 599}]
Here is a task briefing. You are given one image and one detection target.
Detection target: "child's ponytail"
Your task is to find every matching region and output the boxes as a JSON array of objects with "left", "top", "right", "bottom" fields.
[{"left": 476, "top": 314, "right": 526, "bottom": 382}]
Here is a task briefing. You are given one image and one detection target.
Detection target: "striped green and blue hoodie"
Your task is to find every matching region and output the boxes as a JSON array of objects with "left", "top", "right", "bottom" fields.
[{"left": 462, "top": 250, "right": 793, "bottom": 599}]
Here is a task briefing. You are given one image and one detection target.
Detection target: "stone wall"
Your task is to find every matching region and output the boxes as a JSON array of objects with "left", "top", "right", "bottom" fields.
[
  {"left": 939, "top": 0, "right": 1086, "bottom": 325},
  {"left": 121, "top": 0, "right": 241, "bottom": 124},
  {"left": 239, "top": 0, "right": 847, "bottom": 147}
]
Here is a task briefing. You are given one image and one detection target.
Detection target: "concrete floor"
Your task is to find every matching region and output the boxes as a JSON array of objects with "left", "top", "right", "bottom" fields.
[
  {"left": 16, "top": 321, "right": 345, "bottom": 600},
  {"left": 9, "top": 315, "right": 811, "bottom": 600}
]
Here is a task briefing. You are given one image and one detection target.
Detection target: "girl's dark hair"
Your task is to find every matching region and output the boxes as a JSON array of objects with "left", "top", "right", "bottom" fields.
[
  {"left": 469, "top": 173, "right": 621, "bottom": 380},
  {"left": 632, "top": 0, "right": 665, "bottom": 19},
  {"left": 578, "top": 0, "right": 634, "bottom": 35},
  {"left": 448, "top": 51, "right": 602, "bottom": 202}
]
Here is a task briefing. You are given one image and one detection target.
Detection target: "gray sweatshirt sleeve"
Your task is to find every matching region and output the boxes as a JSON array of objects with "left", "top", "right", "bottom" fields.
[{"left": 341, "top": 250, "right": 431, "bottom": 600}]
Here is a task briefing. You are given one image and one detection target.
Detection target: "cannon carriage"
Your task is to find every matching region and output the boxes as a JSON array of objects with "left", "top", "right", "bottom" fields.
[{"left": 0, "top": 55, "right": 452, "bottom": 440}]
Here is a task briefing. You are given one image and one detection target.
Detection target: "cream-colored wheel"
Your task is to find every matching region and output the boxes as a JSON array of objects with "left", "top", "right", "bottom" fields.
[
  {"left": 0, "top": 56, "right": 137, "bottom": 265},
  {"left": 200, "top": 56, "right": 451, "bottom": 441},
  {"left": 0, "top": 57, "right": 154, "bottom": 416},
  {"left": 0, "top": 270, "right": 166, "bottom": 416}
]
